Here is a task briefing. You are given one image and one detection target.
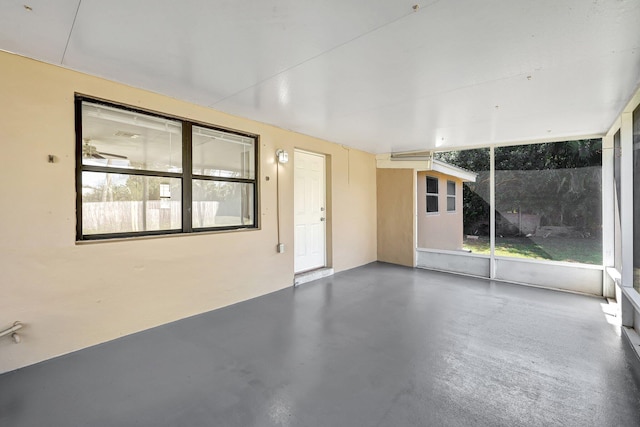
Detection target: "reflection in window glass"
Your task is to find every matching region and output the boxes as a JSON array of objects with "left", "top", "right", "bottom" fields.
[
  {"left": 192, "top": 126, "right": 255, "bottom": 179},
  {"left": 82, "top": 172, "right": 181, "bottom": 235},
  {"left": 81, "top": 102, "right": 182, "bottom": 173},
  {"left": 447, "top": 181, "right": 456, "bottom": 212},
  {"left": 633, "top": 105, "right": 640, "bottom": 292},
  {"left": 77, "top": 98, "right": 259, "bottom": 240},
  {"left": 426, "top": 177, "right": 439, "bottom": 213},
  {"left": 614, "top": 130, "right": 622, "bottom": 271},
  {"left": 192, "top": 180, "right": 254, "bottom": 228},
  {"left": 426, "top": 176, "right": 438, "bottom": 193},
  {"left": 495, "top": 140, "right": 602, "bottom": 265}
]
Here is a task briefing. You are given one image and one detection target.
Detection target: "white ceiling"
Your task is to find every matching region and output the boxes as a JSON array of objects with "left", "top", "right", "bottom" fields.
[{"left": 1, "top": 0, "right": 639, "bottom": 153}]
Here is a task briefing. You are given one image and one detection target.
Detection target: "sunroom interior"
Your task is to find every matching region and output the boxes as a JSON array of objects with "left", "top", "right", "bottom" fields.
[{"left": 1, "top": 0, "right": 640, "bottom": 423}]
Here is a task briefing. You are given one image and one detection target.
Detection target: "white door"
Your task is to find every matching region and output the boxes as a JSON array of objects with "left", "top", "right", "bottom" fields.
[{"left": 294, "top": 150, "right": 326, "bottom": 273}]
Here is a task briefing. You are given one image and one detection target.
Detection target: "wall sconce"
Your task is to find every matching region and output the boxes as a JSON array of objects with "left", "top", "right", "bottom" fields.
[{"left": 276, "top": 149, "right": 289, "bottom": 164}]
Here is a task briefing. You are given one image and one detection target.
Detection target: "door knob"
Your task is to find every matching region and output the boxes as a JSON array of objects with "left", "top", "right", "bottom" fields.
[{"left": 320, "top": 217, "right": 325, "bottom": 221}]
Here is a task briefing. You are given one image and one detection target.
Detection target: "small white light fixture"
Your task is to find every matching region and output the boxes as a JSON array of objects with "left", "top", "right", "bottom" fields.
[{"left": 276, "top": 149, "right": 289, "bottom": 164}]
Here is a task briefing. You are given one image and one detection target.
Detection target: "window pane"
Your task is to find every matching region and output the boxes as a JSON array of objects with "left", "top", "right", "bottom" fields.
[
  {"left": 193, "top": 180, "right": 254, "bottom": 228},
  {"left": 447, "top": 181, "right": 456, "bottom": 196},
  {"left": 633, "top": 105, "right": 640, "bottom": 292},
  {"left": 447, "top": 196, "right": 456, "bottom": 211},
  {"left": 426, "top": 177, "right": 438, "bottom": 194},
  {"left": 82, "top": 102, "right": 182, "bottom": 173},
  {"left": 495, "top": 140, "right": 602, "bottom": 265},
  {"left": 81, "top": 172, "right": 181, "bottom": 235},
  {"left": 426, "top": 195, "right": 438, "bottom": 213},
  {"left": 192, "top": 126, "right": 255, "bottom": 179}
]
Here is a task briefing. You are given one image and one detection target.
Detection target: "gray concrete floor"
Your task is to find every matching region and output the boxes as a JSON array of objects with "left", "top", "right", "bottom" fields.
[{"left": 1, "top": 262, "right": 640, "bottom": 427}]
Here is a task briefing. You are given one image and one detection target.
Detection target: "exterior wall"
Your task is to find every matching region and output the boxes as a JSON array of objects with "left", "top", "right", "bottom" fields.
[
  {"left": 416, "top": 249, "right": 490, "bottom": 277},
  {"left": 376, "top": 169, "right": 415, "bottom": 267},
  {"left": 494, "top": 257, "right": 603, "bottom": 295},
  {"left": 0, "top": 52, "right": 377, "bottom": 373},
  {"left": 416, "top": 171, "right": 464, "bottom": 251}
]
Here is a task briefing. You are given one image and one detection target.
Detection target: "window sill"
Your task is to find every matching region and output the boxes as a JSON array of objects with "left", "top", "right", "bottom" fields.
[
  {"left": 75, "top": 226, "right": 260, "bottom": 245},
  {"left": 622, "top": 286, "right": 640, "bottom": 315}
]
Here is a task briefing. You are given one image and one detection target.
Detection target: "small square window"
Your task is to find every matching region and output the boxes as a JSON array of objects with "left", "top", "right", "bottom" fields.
[
  {"left": 427, "top": 195, "right": 438, "bottom": 213},
  {"left": 426, "top": 176, "right": 438, "bottom": 194},
  {"left": 426, "top": 176, "right": 439, "bottom": 213},
  {"left": 447, "top": 181, "right": 455, "bottom": 196},
  {"left": 447, "top": 180, "right": 456, "bottom": 212}
]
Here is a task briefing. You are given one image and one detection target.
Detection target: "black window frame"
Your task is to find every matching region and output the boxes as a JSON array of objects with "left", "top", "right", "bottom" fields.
[
  {"left": 426, "top": 176, "right": 439, "bottom": 213},
  {"left": 75, "top": 95, "right": 259, "bottom": 241}
]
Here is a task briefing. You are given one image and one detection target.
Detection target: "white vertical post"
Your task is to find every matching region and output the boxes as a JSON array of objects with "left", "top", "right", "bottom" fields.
[
  {"left": 620, "top": 112, "right": 634, "bottom": 327},
  {"left": 490, "top": 145, "right": 496, "bottom": 279},
  {"left": 413, "top": 170, "right": 418, "bottom": 267},
  {"left": 621, "top": 112, "right": 634, "bottom": 289},
  {"left": 602, "top": 135, "right": 615, "bottom": 297}
]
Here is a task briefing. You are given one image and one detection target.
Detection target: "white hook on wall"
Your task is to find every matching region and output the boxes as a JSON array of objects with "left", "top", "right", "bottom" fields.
[{"left": 1, "top": 321, "right": 23, "bottom": 344}]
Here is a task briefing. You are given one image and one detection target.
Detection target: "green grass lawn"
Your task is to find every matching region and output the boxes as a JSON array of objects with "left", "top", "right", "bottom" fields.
[{"left": 463, "top": 236, "right": 602, "bottom": 265}]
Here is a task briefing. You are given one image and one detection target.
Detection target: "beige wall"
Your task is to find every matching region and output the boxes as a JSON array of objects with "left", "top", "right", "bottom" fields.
[
  {"left": 376, "top": 169, "right": 415, "bottom": 267},
  {"left": 0, "top": 52, "right": 377, "bottom": 373},
  {"left": 417, "top": 171, "right": 464, "bottom": 251}
]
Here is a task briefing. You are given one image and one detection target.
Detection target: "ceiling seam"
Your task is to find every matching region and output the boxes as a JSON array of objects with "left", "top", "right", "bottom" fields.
[
  {"left": 61, "top": 0, "right": 82, "bottom": 65},
  {"left": 209, "top": 0, "right": 441, "bottom": 107}
]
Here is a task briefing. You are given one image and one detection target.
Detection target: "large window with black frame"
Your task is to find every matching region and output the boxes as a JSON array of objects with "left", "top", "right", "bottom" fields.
[{"left": 76, "top": 98, "right": 258, "bottom": 240}]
